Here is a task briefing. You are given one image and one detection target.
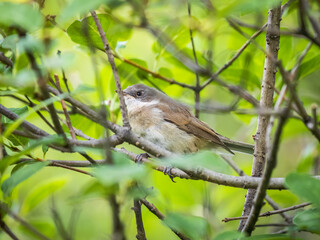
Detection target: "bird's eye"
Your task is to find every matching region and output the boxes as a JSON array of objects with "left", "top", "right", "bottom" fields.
[{"left": 136, "top": 91, "right": 142, "bottom": 97}]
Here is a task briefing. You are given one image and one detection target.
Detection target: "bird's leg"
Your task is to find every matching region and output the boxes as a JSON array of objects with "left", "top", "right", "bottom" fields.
[
  {"left": 134, "top": 152, "right": 150, "bottom": 163},
  {"left": 163, "top": 167, "right": 176, "bottom": 183}
]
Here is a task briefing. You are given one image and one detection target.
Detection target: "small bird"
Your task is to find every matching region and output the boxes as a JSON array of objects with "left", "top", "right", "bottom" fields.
[{"left": 123, "top": 84, "right": 253, "bottom": 155}]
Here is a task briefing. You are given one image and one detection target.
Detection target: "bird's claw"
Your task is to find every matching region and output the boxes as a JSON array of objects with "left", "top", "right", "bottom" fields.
[
  {"left": 135, "top": 152, "right": 150, "bottom": 163},
  {"left": 163, "top": 166, "right": 176, "bottom": 183}
]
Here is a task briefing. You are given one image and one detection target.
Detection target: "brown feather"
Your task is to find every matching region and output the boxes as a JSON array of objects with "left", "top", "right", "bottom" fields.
[{"left": 157, "top": 102, "right": 234, "bottom": 154}]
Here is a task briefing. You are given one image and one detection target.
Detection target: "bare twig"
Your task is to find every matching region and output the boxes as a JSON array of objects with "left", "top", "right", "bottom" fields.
[
  {"left": 140, "top": 199, "right": 190, "bottom": 240},
  {"left": 133, "top": 199, "right": 147, "bottom": 240},
  {"left": 223, "top": 202, "right": 310, "bottom": 222},
  {"left": 90, "top": 11, "right": 130, "bottom": 129},
  {"left": 278, "top": 62, "right": 320, "bottom": 142},
  {"left": 187, "top": 2, "right": 201, "bottom": 118},
  {"left": 0, "top": 219, "right": 19, "bottom": 240},
  {"left": 0, "top": 52, "right": 13, "bottom": 67},
  {"left": 54, "top": 74, "right": 77, "bottom": 140},
  {"left": 201, "top": 23, "right": 267, "bottom": 90},
  {"left": 239, "top": 4, "right": 282, "bottom": 231},
  {"left": 0, "top": 202, "right": 50, "bottom": 240}
]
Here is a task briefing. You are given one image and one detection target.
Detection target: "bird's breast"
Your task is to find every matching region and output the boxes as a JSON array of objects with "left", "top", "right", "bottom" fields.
[{"left": 128, "top": 104, "right": 204, "bottom": 154}]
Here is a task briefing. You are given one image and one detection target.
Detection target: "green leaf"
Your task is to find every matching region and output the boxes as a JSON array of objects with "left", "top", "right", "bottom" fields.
[
  {"left": 164, "top": 212, "right": 208, "bottom": 239},
  {"left": 164, "top": 151, "right": 231, "bottom": 173},
  {"left": 93, "top": 164, "right": 147, "bottom": 186},
  {"left": 67, "top": 14, "right": 132, "bottom": 50},
  {"left": 246, "top": 234, "right": 294, "bottom": 240},
  {"left": 293, "top": 208, "right": 320, "bottom": 234},
  {"left": 0, "top": 135, "right": 64, "bottom": 173},
  {"left": 59, "top": 0, "right": 110, "bottom": 24},
  {"left": 1, "top": 161, "right": 50, "bottom": 198},
  {"left": 93, "top": 152, "right": 147, "bottom": 185},
  {"left": 285, "top": 173, "right": 320, "bottom": 208},
  {"left": 0, "top": 2, "right": 43, "bottom": 31},
  {"left": 1, "top": 34, "right": 18, "bottom": 51},
  {"left": 42, "top": 145, "right": 49, "bottom": 159},
  {"left": 214, "top": 231, "right": 244, "bottom": 240},
  {"left": 22, "top": 178, "right": 67, "bottom": 214}
]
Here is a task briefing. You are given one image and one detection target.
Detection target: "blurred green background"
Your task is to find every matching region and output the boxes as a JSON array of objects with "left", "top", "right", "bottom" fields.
[{"left": 0, "top": 0, "right": 319, "bottom": 239}]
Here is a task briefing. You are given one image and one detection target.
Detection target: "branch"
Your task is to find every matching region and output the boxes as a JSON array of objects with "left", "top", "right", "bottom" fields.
[
  {"left": 16, "top": 156, "right": 320, "bottom": 190},
  {"left": 0, "top": 202, "right": 50, "bottom": 240},
  {"left": 222, "top": 202, "right": 310, "bottom": 222},
  {"left": 133, "top": 199, "right": 147, "bottom": 240},
  {"left": 242, "top": 103, "right": 291, "bottom": 235},
  {"left": 201, "top": 23, "right": 267, "bottom": 90},
  {"left": 277, "top": 62, "right": 320, "bottom": 142},
  {"left": 239, "top": 4, "right": 282, "bottom": 231},
  {"left": 54, "top": 74, "right": 77, "bottom": 140},
  {"left": 0, "top": 219, "right": 19, "bottom": 240},
  {"left": 90, "top": 11, "right": 130, "bottom": 129},
  {"left": 0, "top": 52, "right": 13, "bottom": 67},
  {"left": 187, "top": 2, "right": 201, "bottom": 118},
  {"left": 140, "top": 199, "right": 190, "bottom": 240}
]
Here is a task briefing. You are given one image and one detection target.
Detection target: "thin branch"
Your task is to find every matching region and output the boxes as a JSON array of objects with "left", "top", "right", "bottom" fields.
[
  {"left": 187, "top": 2, "right": 201, "bottom": 118},
  {"left": 25, "top": 96, "right": 56, "bottom": 132},
  {"left": 278, "top": 62, "right": 320, "bottom": 142},
  {"left": 115, "top": 55, "right": 194, "bottom": 89},
  {"left": 201, "top": 23, "right": 267, "bottom": 90},
  {"left": 0, "top": 202, "right": 50, "bottom": 240},
  {"left": 223, "top": 202, "right": 310, "bottom": 222},
  {"left": 133, "top": 199, "right": 147, "bottom": 240},
  {"left": 0, "top": 52, "right": 13, "bottom": 67},
  {"left": 0, "top": 219, "right": 19, "bottom": 240},
  {"left": 54, "top": 74, "right": 77, "bottom": 140},
  {"left": 140, "top": 199, "right": 190, "bottom": 240},
  {"left": 90, "top": 11, "right": 130, "bottom": 129}
]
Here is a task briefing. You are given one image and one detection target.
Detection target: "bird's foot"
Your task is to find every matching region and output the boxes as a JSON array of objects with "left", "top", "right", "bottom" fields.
[
  {"left": 163, "top": 166, "right": 176, "bottom": 183},
  {"left": 135, "top": 152, "right": 150, "bottom": 164}
]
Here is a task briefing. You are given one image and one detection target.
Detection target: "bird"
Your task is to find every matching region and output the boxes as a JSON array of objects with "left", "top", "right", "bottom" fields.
[{"left": 123, "top": 84, "right": 253, "bottom": 155}]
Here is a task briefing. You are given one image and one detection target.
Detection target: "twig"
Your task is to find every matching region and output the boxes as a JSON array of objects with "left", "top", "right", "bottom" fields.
[
  {"left": 201, "top": 23, "right": 267, "bottom": 90},
  {"left": 51, "top": 200, "right": 72, "bottom": 240},
  {"left": 0, "top": 219, "right": 19, "bottom": 240},
  {"left": 221, "top": 155, "right": 291, "bottom": 223},
  {"left": 90, "top": 11, "right": 130, "bottom": 129},
  {"left": 25, "top": 96, "right": 56, "bottom": 131},
  {"left": 115, "top": 55, "right": 194, "bottom": 89},
  {"left": 0, "top": 202, "right": 50, "bottom": 240},
  {"left": 140, "top": 199, "right": 190, "bottom": 240},
  {"left": 222, "top": 202, "right": 310, "bottom": 222},
  {"left": 133, "top": 199, "right": 147, "bottom": 240},
  {"left": 54, "top": 74, "right": 77, "bottom": 140},
  {"left": 0, "top": 52, "right": 13, "bottom": 67},
  {"left": 239, "top": 4, "right": 282, "bottom": 231},
  {"left": 187, "top": 2, "right": 201, "bottom": 118},
  {"left": 278, "top": 62, "right": 320, "bottom": 142}
]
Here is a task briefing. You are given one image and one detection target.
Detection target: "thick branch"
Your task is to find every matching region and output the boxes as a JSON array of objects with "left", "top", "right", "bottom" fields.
[
  {"left": 242, "top": 104, "right": 291, "bottom": 235},
  {"left": 239, "top": 4, "right": 282, "bottom": 230}
]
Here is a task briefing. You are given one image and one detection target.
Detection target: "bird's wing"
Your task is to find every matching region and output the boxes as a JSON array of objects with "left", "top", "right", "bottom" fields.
[{"left": 157, "top": 103, "right": 233, "bottom": 153}]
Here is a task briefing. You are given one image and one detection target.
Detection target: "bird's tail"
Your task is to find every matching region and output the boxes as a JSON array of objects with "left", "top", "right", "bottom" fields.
[{"left": 220, "top": 137, "right": 254, "bottom": 155}]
